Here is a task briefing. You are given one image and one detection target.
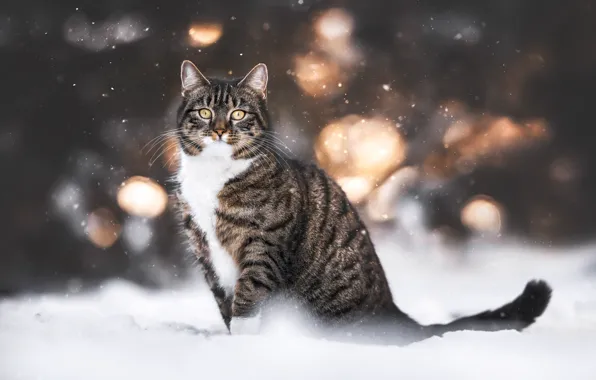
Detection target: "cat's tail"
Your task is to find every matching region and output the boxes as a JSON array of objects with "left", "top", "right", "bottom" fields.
[{"left": 423, "top": 279, "right": 552, "bottom": 339}]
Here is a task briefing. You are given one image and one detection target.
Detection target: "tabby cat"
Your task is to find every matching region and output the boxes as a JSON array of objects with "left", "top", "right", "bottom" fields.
[{"left": 172, "top": 60, "right": 552, "bottom": 345}]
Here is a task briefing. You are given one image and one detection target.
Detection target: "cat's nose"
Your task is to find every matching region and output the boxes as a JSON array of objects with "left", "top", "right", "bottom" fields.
[
  {"left": 212, "top": 118, "right": 228, "bottom": 140},
  {"left": 212, "top": 128, "right": 227, "bottom": 141}
]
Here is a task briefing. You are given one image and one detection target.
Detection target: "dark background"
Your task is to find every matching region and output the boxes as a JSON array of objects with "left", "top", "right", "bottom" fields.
[{"left": 2, "top": 0, "right": 596, "bottom": 295}]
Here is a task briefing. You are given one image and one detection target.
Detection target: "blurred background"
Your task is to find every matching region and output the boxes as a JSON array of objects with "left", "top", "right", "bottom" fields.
[{"left": 2, "top": 0, "right": 596, "bottom": 295}]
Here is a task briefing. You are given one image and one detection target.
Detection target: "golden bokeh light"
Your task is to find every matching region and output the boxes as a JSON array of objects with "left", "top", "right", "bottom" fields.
[
  {"left": 316, "top": 115, "right": 406, "bottom": 176},
  {"left": 461, "top": 195, "right": 504, "bottom": 234},
  {"left": 315, "top": 121, "right": 347, "bottom": 165},
  {"left": 294, "top": 53, "right": 343, "bottom": 97},
  {"left": 117, "top": 176, "right": 168, "bottom": 218},
  {"left": 314, "top": 8, "right": 354, "bottom": 41},
  {"left": 188, "top": 23, "right": 223, "bottom": 47},
  {"left": 524, "top": 118, "right": 550, "bottom": 139},
  {"left": 443, "top": 120, "right": 473, "bottom": 148},
  {"left": 428, "top": 110, "right": 552, "bottom": 178},
  {"left": 315, "top": 115, "right": 407, "bottom": 203},
  {"left": 312, "top": 8, "right": 361, "bottom": 68},
  {"left": 493, "top": 117, "right": 524, "bottom": 140},
  {"left": 336, "top": 176, "right": 374, "bottom": 204},
  {"left": 422, "top": 151, "right": 458, "bottom": 178},
  {"left": 366, "top": 166, "right": 419, "bottom": 222},
  {"left": 86, "top": 208, "right": 121, "bottom": 248},
  {"left": 317, "top": 38, "right": 361, "bottom": 67},
  {"left": 349, "top": 119, "right": 406, "bottom": 175},
  {"left": 460, "top": 116, "right": 550, "bottom": 158}
]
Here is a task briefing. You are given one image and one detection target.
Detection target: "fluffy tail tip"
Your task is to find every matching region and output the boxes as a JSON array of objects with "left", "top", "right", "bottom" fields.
[{"left": 516, "top": 279, "right": 552, "bottom": 323}]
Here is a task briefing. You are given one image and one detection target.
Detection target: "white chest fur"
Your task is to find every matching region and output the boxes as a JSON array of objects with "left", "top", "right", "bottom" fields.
[{"left": 178, "top": 143, "right": 254, "bottom": 294}]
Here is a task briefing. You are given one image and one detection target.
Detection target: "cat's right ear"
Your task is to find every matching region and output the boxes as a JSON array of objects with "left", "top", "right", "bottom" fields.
[{"left": 180, "top": 60, "right": 210, "bottom": 94}]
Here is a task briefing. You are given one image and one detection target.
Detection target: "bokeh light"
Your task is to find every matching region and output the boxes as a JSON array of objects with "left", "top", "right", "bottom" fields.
[
  {"left": 315, "top": 115, "right": 407, "bottom": 201},
  {"left": 86, "top": 208, "right": 121, "bottom": 248},
  {"left": 188, "top": 23, "right": 223, "bottom": 47},
  {"left": 117, "top": 176, "right": 168, "bottom": 218},
  {"left": 424, "top": 111, "right": 551, "bottom": 178},
  {"left": 63, "top": 13, "right": 149, "bottom": 52},
  {"left": 314, "top": 8, "right": 354, "bottom": 41},
  {"left": 310, "top": 7, "right": 361, "bottom": 75},
  {"left": 336, "top": 176, "right": 374, "bottom": 204},
  {"left": 455, "top": 116, "right": 550, "bottom": 161},
  {"left": 443, "top": 120, "right": 473, "bottom": 148},
  {"left": 294, "top": 53, "right": 343, "bottom": 97},
  {"left": 349, "top": 119, "right": 407, "bottom": 176},
  {"left": 366, "top": 166, "right": 419, "bottom": 221},
  {"left": 122, "top": 217, "right": 153, "bottom": 253},
  {"left": 461, "top": 196, "right": 504, "bottom": 235},
  {"left": 550, "top": 157, "right": 581, "bottom": 184}
]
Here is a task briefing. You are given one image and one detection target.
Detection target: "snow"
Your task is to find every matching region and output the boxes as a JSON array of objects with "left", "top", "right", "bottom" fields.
[{"left": 2, "top": 238, "right": 596, "bottom": 379}]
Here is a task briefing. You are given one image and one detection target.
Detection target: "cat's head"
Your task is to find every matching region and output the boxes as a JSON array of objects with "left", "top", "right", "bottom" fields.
[{"left": 176, "top": 60, "right": 270, "bottom": 160}]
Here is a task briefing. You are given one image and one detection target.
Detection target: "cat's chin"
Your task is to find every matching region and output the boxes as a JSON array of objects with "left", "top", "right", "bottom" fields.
[{"left": 199, "top": 139, "right": 235, "bottom": 159}]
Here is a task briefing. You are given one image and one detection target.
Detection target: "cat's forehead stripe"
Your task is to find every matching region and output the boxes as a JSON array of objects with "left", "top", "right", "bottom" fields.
[
  {"left": 214, "top": 85, "right": 220, "bottom": 105},
  {"left": 197, "top": 83, "right": 237, "bottom": 109}
]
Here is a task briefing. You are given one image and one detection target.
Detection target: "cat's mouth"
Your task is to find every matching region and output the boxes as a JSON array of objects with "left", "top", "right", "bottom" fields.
[
  {"left": 210, "top": 130, "right": 230, "bottom": 143},
  {"left": 187, "top": 132, "right": 254, "bottom": 160},
  {"left": 205, "top": 129, "right": 244, "bottom": 146},
  {"left": 178, "top": 132, "right": 254, "bottom": 160},
  {"left": 203, "top": 136, "right": 232, "bottom": 148},
  {"left": 198, "top": 138, "right": 235, "bottom": 158}
]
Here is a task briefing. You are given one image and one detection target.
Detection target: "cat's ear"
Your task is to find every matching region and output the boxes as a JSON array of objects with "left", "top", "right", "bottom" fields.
[
  {"left": 180, "top": 60, "right": 210, "bottom": 93},
  {"left": 238, "top": 63, "right": 268, "bottom": 98}
]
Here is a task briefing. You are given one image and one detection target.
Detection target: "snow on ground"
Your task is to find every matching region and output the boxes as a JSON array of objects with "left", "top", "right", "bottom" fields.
[{"left": 2, "top": 237, "right": 596, "bottom": 380}]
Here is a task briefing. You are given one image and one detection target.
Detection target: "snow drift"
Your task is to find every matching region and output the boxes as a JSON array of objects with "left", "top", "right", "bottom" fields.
[{"left": 1, "top": 239, "right": 596, "bottom": 380}]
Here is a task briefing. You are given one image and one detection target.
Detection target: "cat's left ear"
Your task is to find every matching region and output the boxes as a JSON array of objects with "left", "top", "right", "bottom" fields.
[
  {"left": 238, "top": 63, "right": 268, "bottom": 98},
  {"left": 180, "top": 60, "right": 210, "bottom": 93}
]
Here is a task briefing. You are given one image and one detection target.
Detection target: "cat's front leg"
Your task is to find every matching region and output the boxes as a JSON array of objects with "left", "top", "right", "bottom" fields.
[
  {"left": 197, "top": 256, "right": 233, "bottom": 332},
  {"left": 187, "top": 226, "right": 233, "bottom": 332},
  {"left": 230, "top": 240, "right": 286, "bottom": 335},
  {"left": 175, "top": 192, "right": 233, "bottom": 332}
]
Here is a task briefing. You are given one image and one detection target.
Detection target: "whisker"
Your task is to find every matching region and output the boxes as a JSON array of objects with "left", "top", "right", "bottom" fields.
[
  {"left": 259, "top": 137, "right": 293, "bottom": 157},
  {"left": 163, "top": 147, "right": 181, "bottom": 170},
  {"left": 252, "top": 145, "right": 278, "bottom": 170},
  {"left": 238, "top": 140, "right": 272, "bottom": 167},
  {"left": 149, "top": 141, "right": 179, "bottom": 167},
  {"left": 144, "top": 130, "right": 180, "bottom": 154},
  {"left": 234, "top": 130, "right": 295, "bottom": 172},
  {"left": 253, "top": 140, "right": 291, "bottom": 172},
  {"left": 148, "top": 137, "right": 177, "bottom": 165},
  {"left": 258, "top": 144, "right": 290, "bottom": 171},
  {"left": 143, "top": 128, "right": 178, "bottom": 146},
  {"left": 261, "top": 132, "right": 294, "bottom": 154},
  {"left": 256, "top": 138, "right": 294, "bottom": 169}
]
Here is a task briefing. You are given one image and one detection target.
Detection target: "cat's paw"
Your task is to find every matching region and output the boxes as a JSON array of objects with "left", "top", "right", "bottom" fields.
[{"left": 230, "top": 315, "right": 261, "bottom": 335}]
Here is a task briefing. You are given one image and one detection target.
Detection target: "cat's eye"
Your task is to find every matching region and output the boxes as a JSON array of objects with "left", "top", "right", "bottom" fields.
[
  {"left": 199, "top": 108, "right": 212, "bottom": 119},
  {"left": 230, "top": 110, "right": 246, "bottom": 120}
]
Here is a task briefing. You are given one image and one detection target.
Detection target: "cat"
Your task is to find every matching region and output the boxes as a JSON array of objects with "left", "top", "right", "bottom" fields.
[{"left": 172, "top": 60, "right": 552, "bottom": 345}]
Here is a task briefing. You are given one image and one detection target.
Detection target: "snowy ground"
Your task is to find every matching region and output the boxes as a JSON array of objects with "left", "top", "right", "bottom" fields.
[{"left": 2, "top": 237, "right": 596, "bottom": 379}]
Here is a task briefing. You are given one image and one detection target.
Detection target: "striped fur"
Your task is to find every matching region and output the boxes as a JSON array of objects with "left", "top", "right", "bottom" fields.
[{"left": 172, "top": 61, "right": 552, "bottom": 345}]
